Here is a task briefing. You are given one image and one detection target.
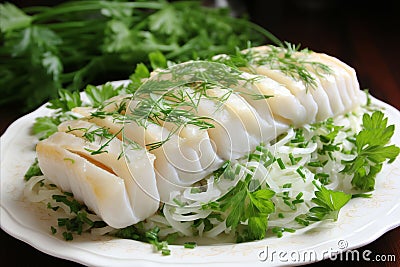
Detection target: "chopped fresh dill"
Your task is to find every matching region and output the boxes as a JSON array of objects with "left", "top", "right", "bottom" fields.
[
  {"left": 276, "top": 158, "right": 286, "bottom": 169},
  {"left": 118, "top": 134, "right": 144, "bottom": 160},
  {"left": 271, "top": 227, "right": 296, "bottom": 238},
  {"left": 184, "top": 242, "right": 197, "bottom": 249},
  {"left": 214, "top": 42, "right": 332, "bottom": 90},
  {"left": 296, "top": 167, "right": 306, "bottom": 180},
  {"left": 65, "top": 126, "right": 114, "bottom": 143},
  {"left": 126, "top": 61, "right": 262, "bottom": 145},
  {"left": 84, "top": 128, "right": 123, "bottom": 155}
]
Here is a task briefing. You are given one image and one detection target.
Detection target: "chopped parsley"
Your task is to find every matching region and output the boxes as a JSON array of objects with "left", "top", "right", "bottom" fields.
[{"left": 24, "top": 158, "right": 43, "bottom": 181}]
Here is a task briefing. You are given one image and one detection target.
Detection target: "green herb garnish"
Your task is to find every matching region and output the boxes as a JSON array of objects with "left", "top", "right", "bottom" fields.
[
  {"left": 295, "top": 182, "right": 352, "bottom": 226},
  {"left": 0, "top": 0, "right": 278, "bottom": 112},
  {"left": 24, "top": 158, "right": 43, "bottom": 181},
  {"left": 341, "top": 111, "right": 400, "bottom": 191}
]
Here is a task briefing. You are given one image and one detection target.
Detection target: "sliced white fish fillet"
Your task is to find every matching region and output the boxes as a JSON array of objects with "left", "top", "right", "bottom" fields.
[
  {"left": 304, "top": 61, "right": 346, "bottom": 116},
  {"left": 73, "top": 99, "right": 223, "bottom": 202},
  {"left": 36, "top": 132, "right": 137, "bottom": 228},
  {"left": 163, "top": 123, "right": 223, "bottom": 172},
  {"left": 235, "top": 72, "right": 301, "bottom": 127},
  {"left": 242, "top": 46, "right": 361, "bottom": 121},
  {"left": 128, "top": 100, "right": 224, "bottom": 202},
  {"left": 311, "top": 53, "right": 362, "bottom": 111},
  {"left": 189, "top": 87, "right": 274, "bottom": 160},
  {"left": 253, "top": 65, "right": 319, "bottom": 125},
  {"left": 57, "top": 120, "right": 160, "bottom": 222}
]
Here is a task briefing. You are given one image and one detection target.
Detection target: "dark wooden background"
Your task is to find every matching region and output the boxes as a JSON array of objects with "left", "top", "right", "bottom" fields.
[{"left": 1, "top": 0, "right": 399, "bottom": 266}]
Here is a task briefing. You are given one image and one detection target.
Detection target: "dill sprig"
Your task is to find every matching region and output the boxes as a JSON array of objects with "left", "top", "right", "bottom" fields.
[
  {"left": 126, "top": 60, "right": 273, "bottom": 148},
  {"left": 214, "top": 42, "right": 332, "bottom": 90},
  {"left": 65, "top": 125, "right": 114, "bottom": 143},
  {"left": 261, "top": 43, "right": 331, "bottom": 89},
  {"left": 126, "top": 62, "right": 241, "bottom": 133}
]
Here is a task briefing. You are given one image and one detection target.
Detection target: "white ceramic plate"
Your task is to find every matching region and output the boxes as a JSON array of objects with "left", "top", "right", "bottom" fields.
[{"left": 1, "top": 90, "right": 400, "bottom": 267}]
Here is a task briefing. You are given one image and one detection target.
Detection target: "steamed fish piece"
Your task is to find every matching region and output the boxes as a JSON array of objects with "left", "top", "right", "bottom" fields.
[
  {"left": 74, "top": 96, "right": 222, "bottom": 179},
  {"left": 125, "top": 99, "right": 223, "bottom": 178},
  {"left": 235, "top": 72, "right": 302, "bottom": 127},
  {"left": 206, "top": 87, "right": 276, "bottom": 158},
  {"left": 173, "top": 86, "right": 276, "bottom": 160},
  {"left": 129, "top": 108, "right": 224, "bottom": 202},
  {"left": 71, "top": 95, "right": 132, "bottom": 140},
  {"left": 244, "top": 63, "right": 320, "bottom": 125},
  {"left": 252, "top": 66, "right": 320, "bottom": 124},
  {"left": 57, "top": 120, "right": 160, "bottom": 222},
  {"left": 73, "top": 99, "right": 223, "bottom": 202},
  {"left": 162, "top": 123, "right": 223, "bottom": 172},
  {"left": 143, "top": 62, "right": 284, "bottom": 159},
  {"left": 243, "top": 46, "right": 361, "bottom": 120},
  {"left": 126, "top": 99, "right": 224, "bottom": 202},
  {"left": 238, "top": 46, "right": 318, "bottom": 124},
  {"left": 309, "top": 52, "right": 362, "bottom": 112},
  {"left": 136, "top": 121, "right": 221, "bottom": 201},
  {"left": 36, "top": 132, "right": 137, "bottom": 228}
]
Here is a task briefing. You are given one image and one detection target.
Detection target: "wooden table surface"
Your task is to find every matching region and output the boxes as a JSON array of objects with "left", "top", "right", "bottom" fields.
[{"left": 1, "top": 1, "right": 399, "bottom": 266}]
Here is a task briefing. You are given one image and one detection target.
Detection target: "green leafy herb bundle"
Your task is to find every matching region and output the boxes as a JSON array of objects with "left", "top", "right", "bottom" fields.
[{"left": 0, "top": 0, "right": 279, "bottom": 112}]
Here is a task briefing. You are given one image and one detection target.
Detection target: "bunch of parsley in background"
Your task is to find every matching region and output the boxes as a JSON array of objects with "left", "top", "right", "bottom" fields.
[{"left": 0, "top": 0, "right": 279, "bottom": 113}]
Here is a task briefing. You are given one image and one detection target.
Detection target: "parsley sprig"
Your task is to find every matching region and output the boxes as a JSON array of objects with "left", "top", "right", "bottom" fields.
[
  {"left": 1, "top": 0, "right": 278, "bottom": 112},
  {"left": 24, "top": 158, "right": 43, "bottom": 181},
  {"left": 295, "top": 182, "right": 352, "bottom": 226},
  {"left": 341, "top": 111, "right": 400, "bottom": 191},
  {"left": 84, "top": 83, "right": 125, "bottom": 108},
  {"left": 204, "top": 163, "right": 275, "bottom": 242}
]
